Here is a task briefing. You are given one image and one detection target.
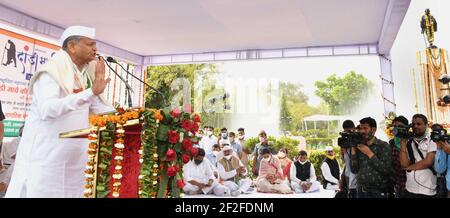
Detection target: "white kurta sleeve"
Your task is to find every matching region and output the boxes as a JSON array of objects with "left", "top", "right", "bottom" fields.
[
  {"left": 34, "top": 73, "right": 96, "bottom": 121},
  {"left": 89, "top": 95, "right": 115, "bottom": 115},
  {"left": 203, "top": 162, "right": 215, "bottom": 181},
  {"left": 321, "top": 162, "right": 339, "bottom": 184},
  {"left": 309, "top": 163, "right": 317, "bottom": 183},
  {"left": 217, "top": 163, "right": 237, "bottom": 180},
  {"left": 182, "top": 164, "right": 193, "bottom": 183},
  {"left": 290, "top": 163, "right": 301, "bottom": 184}
]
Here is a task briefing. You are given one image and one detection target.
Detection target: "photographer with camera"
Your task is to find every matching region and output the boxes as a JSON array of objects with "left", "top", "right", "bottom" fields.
[
  {"left": 399, "top": 114, "right": 437, "bottom": 198},
  {"left": 389, "top": 116, "right": 409, "bottom": 197},
  {"left": 338, "top": 120, "right": 358, "bottom": 198},
  {"left": 350, "top": 117, "right": 392, "bottom": 198},
  {"left": 432, "top": 124, "right": 450, "bottom": 198}
]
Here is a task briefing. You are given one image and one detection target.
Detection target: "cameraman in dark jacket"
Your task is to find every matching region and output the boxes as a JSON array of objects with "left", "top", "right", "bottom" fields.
[{"left": 351, "top": 117, "right": 392, "bottom": 198}]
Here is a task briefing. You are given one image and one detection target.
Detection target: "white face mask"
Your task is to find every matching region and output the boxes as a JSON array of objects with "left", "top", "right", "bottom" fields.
[
  {"left": 224, "top": 155, "right": 232, "bottom": 160},
  {"left": 212, "top": 151, "right": 220, "bottom": 156},
  {"left": 299, "top": 160, "right": 307, "bottom": 165},
  {"left": 238, "top": 135, "right": 245, "bottom": 140},
  {"left": 277, "top": 151, "right": 286, "bottom": 159},
  {"left": 229, "top": 137, "right": 235, "bottom": 143},
  {"left": 207, "top": 131, "right": 213, "bottom": 136},
  {"left": 263, "top": 156, "right": 271, "bottom": 162}
]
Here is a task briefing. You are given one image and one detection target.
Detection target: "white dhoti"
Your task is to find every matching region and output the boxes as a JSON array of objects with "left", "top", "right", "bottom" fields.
[
  {"left": 291, "top": 181, "right": 321, "bottom": 193},
  {"left": 183, "top": 180, "right": 230, "bottom": 196},
  {"left": 223, "top": 177, "right": 252, "bottom": 193}
]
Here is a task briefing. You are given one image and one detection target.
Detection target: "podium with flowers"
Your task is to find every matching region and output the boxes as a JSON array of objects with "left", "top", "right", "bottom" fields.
[{"left": 60, "top": 107, "right": 201, "bottom": 198}]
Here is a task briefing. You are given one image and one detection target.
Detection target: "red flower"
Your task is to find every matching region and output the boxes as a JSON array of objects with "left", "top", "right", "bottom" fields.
[
  {"left": 168, "top": 130, "right": 180, "bottom": 144},
  {"left": 190, "top": 147, "right": 199, "bottom": 157},
  {"left": 182, "top": 138, "right": 193, "bottom": 151},
  {"left": 191, "top": 122, "right": 199, "bottom": 133},
  {"left": 167, "top": 165, "right": 179, "bottom": 177},
  {"left": 165, "top": 149, "right": 177, "bottom": 162},
  {"left": 170, "top": 108, "right": 181, "bottom": 118},
  {"left": 182, "top": 153, "right": 190, "bottom": 164},
  {"left": 193, "top": 114, "right": 201, "bottom": 123},
  {"left": 176, "top": 179, "right": 185, "bottom": 189},
  {"left": 180, "top": 119, "right": 192, "bottom": 132}
]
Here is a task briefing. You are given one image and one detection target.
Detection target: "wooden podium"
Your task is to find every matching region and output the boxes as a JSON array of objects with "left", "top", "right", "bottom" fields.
[{"left": 60, "top": 118, "right": 143, "bottom": 198}]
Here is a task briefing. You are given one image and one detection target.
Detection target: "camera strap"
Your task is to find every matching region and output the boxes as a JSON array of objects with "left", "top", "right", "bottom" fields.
[{"left": 406, "top": 139, "right": 436, "bottom": 175}]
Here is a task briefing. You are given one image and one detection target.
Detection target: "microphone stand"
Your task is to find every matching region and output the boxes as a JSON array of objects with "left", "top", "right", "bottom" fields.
[
  {"left": 99, "top": 56, "right": 135, "bottom": 108},
  {"left": 109, "top": 57, "right": 168, "bottom": 108}
]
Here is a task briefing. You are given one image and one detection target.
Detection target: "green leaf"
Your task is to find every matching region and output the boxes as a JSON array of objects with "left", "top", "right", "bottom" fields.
[
  {"left": 157, "top": 124, "right": 170, "bottom": 141},
  {"left": 171, "top": 177, "right": 180, "bottom": 198},
  {"left": 173, "top": 143, "right": 182, "bottom": 153},
  {"left": 157, "top": 172, "right": 169, "bottom": 198}
]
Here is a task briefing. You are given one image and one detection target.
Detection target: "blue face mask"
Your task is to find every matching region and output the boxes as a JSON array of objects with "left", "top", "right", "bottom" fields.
[{"left": 221, "top": 133, "right": 228, "bottom": 139}]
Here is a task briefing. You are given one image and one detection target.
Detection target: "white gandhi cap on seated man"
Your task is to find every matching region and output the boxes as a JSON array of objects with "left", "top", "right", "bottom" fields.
[{"left": 6, "top": 25, "right": 115, "bottom": 198}]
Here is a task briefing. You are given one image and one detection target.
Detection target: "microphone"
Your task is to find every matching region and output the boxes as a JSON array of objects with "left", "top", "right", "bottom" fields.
[
  {"left": 97, "top": 55, "right": 134, "bottom": 107},
  {"left": 105, "top": 56, "right": 168, "bottom": 107}
]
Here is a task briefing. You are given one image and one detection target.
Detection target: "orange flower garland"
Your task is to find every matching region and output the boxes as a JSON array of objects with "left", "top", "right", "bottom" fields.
[
  {"left": 84, "top": 128, "right": 99, "bottom": 198},
  {"left": 112, "top": 124, "right": 125, "bottom": 198}
]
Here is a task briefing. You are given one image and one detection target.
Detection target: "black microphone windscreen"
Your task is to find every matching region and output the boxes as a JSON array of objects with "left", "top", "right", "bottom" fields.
[{"left": 106, "top": 56, "right": 117, "bottom": 63}]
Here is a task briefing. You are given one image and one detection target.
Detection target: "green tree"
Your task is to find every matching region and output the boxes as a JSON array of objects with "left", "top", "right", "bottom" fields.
[
  {"left": 314, "top": 71, "right": 373, "bottom": 115},
  {"left": 145, "top": 64, "right": 228, "bottom": 127}
]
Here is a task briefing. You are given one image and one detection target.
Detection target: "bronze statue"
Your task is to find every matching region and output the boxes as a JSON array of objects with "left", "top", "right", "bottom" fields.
[{"left": 421, "top": 8, "right": 438, "bottom": 48}]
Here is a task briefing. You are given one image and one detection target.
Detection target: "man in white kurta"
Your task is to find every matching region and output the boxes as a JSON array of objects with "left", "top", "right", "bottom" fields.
[
  {"left": 6, "top": 26, "right": 114, "bottom": 198},
  {"left": 289, "top": 150, "right": 321, "bottom": 193},
  {"left": 182, "top": 148, "right": 228, "bottom": 196},
  {"left": 217, "top": 146, "right": 252, "bottom": 196}
]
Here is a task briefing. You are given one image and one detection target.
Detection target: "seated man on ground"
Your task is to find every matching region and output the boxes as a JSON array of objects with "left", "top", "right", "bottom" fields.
[
  {"left": 256, "top": 148, "right": 293, "bottom": 194},
  {"left": 321, "top": 146, "right": 341, "bottom": 190},
  {"left": 217, "top": 146, "right": 253, "bottom": 196},
  {"left": 182, "top": 148, "right": 229, "bottom": 196},
  {"left": 289, "top": 150, "right": 321, "bottom": 193}
]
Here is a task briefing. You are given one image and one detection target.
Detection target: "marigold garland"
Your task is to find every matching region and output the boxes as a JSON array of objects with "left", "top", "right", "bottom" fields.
[{"left": 84, "top": 128, "right": 99, "bottom": 198}]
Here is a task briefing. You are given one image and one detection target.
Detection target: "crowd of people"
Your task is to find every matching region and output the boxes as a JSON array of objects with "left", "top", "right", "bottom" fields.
[
  {"left": 337, "top": 115, "right": 450, "bottom": 198},
  {"left": 182, "top": 126, "right": 344, "bottom": 197},
  {"left": 182, "top": 114, "right": 450, "bottom": 198}
]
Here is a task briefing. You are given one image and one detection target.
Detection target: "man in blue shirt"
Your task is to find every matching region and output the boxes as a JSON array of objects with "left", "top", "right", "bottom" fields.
[{"left": 435, "top": 139, "right": 450, "bottom": 198}]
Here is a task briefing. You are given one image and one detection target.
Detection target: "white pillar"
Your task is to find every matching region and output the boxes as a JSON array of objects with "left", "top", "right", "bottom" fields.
[{"left": 379, "top": 54, "right": 396, "bottom": 116}]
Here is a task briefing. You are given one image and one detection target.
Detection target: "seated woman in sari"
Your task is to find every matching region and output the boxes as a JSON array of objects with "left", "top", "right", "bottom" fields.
[{"left": 256, "top": 148, "right": 292, "bottom": 194}]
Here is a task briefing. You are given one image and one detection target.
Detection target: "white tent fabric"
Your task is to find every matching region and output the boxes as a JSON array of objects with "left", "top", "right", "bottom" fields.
[{"left": 0, "top": 0, "right": 411, "bottom": 115}]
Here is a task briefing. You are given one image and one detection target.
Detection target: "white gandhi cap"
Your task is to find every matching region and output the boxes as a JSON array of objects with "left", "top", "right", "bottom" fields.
[{"left": 59, "top": 25, "right": 96, "bottom": 46}]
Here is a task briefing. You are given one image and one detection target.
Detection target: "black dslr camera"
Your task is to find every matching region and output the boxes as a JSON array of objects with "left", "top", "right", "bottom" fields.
[
  {"left": 337, "top": 131, "right": 366, "bottom": 149},
  {"left": 430, "top": 124, "right": 450, "bottom": 143},
  {"left": 392, "top": 123, "right": 413, "bottom": 138}
]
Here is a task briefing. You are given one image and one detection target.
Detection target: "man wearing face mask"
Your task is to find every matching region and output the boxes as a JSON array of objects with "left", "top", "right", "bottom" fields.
[
  {"left": 350, "top": 117, "right": 392, "bottom": 198},
  {"left": 182, "top": 148, "right": 229, "bottom": 196},
  {"left": 237, "top": 128, "right": 250, "bottom": 167},
  {"left": 228, "top": 132, "right": 242, "bottom": 157},
  {"left": 206, "top": 144, "right": 221, "bottom": 167},
  {"left": 321, "top": 146, "right": 341, "bottom": 190},
  {"left": 290, "top": 150, "right": 321, "bottom": 193},
  {"left": 217, "top": 146, "right": 252, "bottom": 196},
  {"left": 252, "top": 130, "right": 273, "bottom": 176},
  {"left": 399, "top": 114, "right": 437, "bottom": 198},
  {"left": 199, "top": 126, "right": 218, "bottom": 155},
  {"left": 389, "top": 116, "right": 408, "bottom": 198}
]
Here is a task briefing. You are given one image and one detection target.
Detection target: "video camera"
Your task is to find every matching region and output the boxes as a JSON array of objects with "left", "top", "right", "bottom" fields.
[
  {"left": 337, "top": 131, "right": 366, "bottom": 149},
  {"left": 430, "top": 124, "right": 450, "bottom": 143},
  {"left": 392, "top": 123, "right": 413, "bottom": 138}
]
